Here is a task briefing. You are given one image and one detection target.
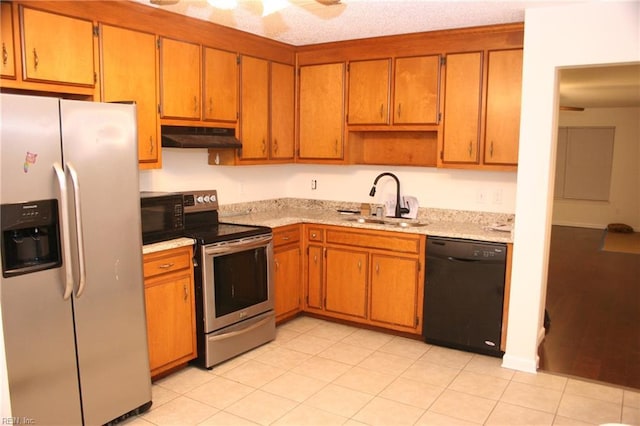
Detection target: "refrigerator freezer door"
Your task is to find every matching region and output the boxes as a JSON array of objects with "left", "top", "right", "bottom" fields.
[
  {"left": 59, "top": 100, "right": 151, "bottom": 425},
  {"left": 0, "top": 94, "right": 83, "bottom": 424}
]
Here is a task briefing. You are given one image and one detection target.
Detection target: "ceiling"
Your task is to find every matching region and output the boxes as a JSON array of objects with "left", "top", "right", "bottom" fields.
[{"left": 134, "top": 0, "right": 640, "bottom": 109}]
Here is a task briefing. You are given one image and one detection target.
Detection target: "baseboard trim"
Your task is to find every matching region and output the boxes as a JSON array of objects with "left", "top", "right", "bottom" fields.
[{"left": 501, "top": 353, "right": 538, "bottom": 373}]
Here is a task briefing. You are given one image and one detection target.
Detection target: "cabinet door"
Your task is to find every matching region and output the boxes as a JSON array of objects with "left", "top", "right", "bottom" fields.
[
  {"left": 100, "top": 25, "right": 159, "bottom": 167},
  {"left": 370, "top": 254, "right": 420, "bottom": 329},
  {"left": 325, "top": 247, "right": 368, "bottom": 318},
  {"left": 271, "top": 62, "right": 295, "bottom": 160},
  {"left": 203, "top": 47, "right": 238, "bottom": 122},
  {"left": 20, "top": 6, "right": 94, "bottom": 86},
  {"left": 159, "top": 37, "right": 201, "bottom": 119},
  {"left": 274, "top": 245, "right": 301, "bottom": 321},
  {"left": 394, "top": 55, "right": 440, "bottom": 124},
  {"left": 306, "top": 245, "right": 324, "bottom": 311},
  {"left": 240, "top": 55, "right": 269, "bottom": 160},
  {"left": 144, "top": 271, "right": 196, "bottom": 375},
  {"left": 484, "top": 49, "right": 522, "bottom": 165},
  {"left": 1, "top": 2, "right": 16, "bottom": 78},
  {"left": 442, "top": 52, "right": 483, "bottom": 164},
  {"left": 299, "top": 62, "right": 345, "bottom": 160},
  {"left": 347, "top": 59, "right": 390, "bottom": 124}
]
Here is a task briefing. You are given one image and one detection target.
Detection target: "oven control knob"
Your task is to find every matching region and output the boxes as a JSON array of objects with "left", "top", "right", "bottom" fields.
[
  {"left": 196, "top": 195, "right": 204, "bottom": 203},
  {"left": 204, "top": 195, "right": 211, "bottom": 203},
  {"left": 210, "top": 194, "right": 217, "bottom": 202}
]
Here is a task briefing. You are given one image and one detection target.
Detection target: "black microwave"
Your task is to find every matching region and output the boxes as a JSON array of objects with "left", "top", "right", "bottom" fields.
[{"left": 140, "top": 192, "right": 184, "bottom": 244}]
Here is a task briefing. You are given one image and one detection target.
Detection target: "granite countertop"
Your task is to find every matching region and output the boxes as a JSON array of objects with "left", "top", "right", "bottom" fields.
[
  {"left": 218, "top": 199, "right": 514, "bottom": 244},
  {"left": 142, "top": 237, "right": 195, "bottom": 255}
]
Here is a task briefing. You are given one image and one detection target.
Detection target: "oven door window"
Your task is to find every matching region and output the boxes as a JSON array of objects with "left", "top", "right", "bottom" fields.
[{"left": 213, "top": 247, "right": 268, "bottom": 317}]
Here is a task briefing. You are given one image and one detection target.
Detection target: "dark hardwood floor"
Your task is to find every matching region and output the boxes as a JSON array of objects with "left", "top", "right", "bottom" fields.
[{"left": 539, "top": 225, "right": 640, "bottom": 390}]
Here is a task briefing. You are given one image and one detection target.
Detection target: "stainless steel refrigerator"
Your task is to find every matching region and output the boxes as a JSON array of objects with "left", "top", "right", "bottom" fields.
[{"left": 0, "top": 93, "right": 152, "bottom": 424}]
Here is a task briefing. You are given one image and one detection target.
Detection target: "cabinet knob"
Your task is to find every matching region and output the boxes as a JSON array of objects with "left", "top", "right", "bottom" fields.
[
  {"left": 468, "top": 141, "right": 472, "bottom": 157},
  {"left": 311, "top": 232, "right": 317, "bottom": 238},
  {"left": 159, "top": 262, "right": 174, "bottom": 269},
  {"left": 397, "top": 103, "right": 402, "bottom": 117},
  {"left": 273, "top": 139, "right": 279, "bottom": 154},
  {"left": 183, "top": 284, "right": 188, "bottom": 301},
  {"left": 193, "top": 96, "right": 198, "bottom": 113},
  {"left": 149, "top": 136, "right": 154, "bottom": 155},
  {"left": 380, "top": 103, "right": 384, "bottom": 118},
  {"left": 490, "top": 140, "right": 494, "bottom": 157},
  {"left": 2, "top": 43, "right": 7, "bottom": 65}
]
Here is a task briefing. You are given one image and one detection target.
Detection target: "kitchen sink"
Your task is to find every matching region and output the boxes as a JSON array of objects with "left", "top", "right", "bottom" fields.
[
  {"left": 343, "top": 217, "right": 387, "bottom": 224},
  {"left": 342, "top": 217, "right": 428, "bottom": 227}
]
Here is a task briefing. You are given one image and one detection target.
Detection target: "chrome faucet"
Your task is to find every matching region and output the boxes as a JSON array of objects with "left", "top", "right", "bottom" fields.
[{"left": 369, "top": 172, "right": 409, "bottom": 218}]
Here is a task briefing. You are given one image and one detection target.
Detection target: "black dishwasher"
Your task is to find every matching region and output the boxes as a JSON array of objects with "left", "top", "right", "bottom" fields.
[{"left": 423, "top": 237, "right": 507, "bottom": 357}]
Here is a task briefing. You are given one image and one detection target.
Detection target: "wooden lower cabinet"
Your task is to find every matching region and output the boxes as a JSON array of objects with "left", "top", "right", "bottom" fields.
[
  {"left": 273, "top": 225, "right": 302, "bottom": 322},
  {"left": 303, "top": 224, "right": 425, "bottom": 334},
  {"left": 143, "top": 245, "right": 196, "bottom": 378}
]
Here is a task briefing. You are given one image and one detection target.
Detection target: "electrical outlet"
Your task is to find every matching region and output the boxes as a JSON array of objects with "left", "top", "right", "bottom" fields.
[
  {"left": 311, "top": 179, "right": 317, "bottom": 190},
  {"left": 493, "top": 189, "right": 503, "bottom": 204},
  {"left": 476, "top": 189, "right": 486, "bottom": 204}
]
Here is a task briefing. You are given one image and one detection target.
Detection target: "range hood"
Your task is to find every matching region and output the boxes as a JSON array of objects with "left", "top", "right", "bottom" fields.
[{"left": 161, "top": 126, "right": 241, "bottom": 149}]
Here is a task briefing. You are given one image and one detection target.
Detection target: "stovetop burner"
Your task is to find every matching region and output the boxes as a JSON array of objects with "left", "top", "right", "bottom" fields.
[{"left": 182, "top": 189, "right": 271, "bottom": 244}]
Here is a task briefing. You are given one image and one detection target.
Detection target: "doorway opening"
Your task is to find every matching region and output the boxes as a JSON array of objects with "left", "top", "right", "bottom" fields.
[{"left": 539, "top": 63, "right": 640, "bottom": 390}]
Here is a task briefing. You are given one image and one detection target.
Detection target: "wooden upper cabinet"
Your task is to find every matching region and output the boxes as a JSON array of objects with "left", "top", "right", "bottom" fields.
[
  {"left": 270, "top": 62, "right": 295, "bottom": 160},
  {"left": 1, "top": 2, "right": 16, "bottom": 79},
  {"left": 20, "top": 6, "right": 95, "bottom": 86},
  {"left": 239, "top": 55, "right": 269, "bottom": 160},
  {"left": 347, "top": 59, "right": 390, "bottom": 125},
  {"left": 299, "top": 62, "right": 345, "bottom": 160},
  {"left": 159, "top": 37, "right": 201, "bottom": 120},
  {"left": 441, "top": 51, "right": 483, "bottom": 164},
  {"left": 484, "top": 49, "right": 523, "bottom": 165},
  {"left": 203, "top": 47, "right": 238, "bottom": 123},
  {"left": 394, "top": 55, "right": 440, "bottom": 125},
  {"left": 100, "top": 24, "right": 160, "bottom": 168}
]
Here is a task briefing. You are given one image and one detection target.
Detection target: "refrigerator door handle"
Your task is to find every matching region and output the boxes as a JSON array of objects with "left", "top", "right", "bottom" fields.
[
  {"left": 53, "top": 163, "right": 75, "bottom": 300},
  {"left": 67, "top": 162, "right": 87, "bottom": 298}
]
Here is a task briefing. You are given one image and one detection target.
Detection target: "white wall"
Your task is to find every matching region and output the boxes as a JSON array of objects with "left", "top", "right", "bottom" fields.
[
  {"left": 504, "top": 1, "right": 639, "bottom": 373},
  {"left": 140, "top": 150, "right": 518, "bottom": 213},
  {"left": 553, "top": 107, "right": 640, "bottom": 230}
]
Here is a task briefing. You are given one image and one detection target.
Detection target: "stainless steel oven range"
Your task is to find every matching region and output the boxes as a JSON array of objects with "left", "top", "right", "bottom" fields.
[{"left": 182, "top": 190, "right": 275, "bottom": 369}]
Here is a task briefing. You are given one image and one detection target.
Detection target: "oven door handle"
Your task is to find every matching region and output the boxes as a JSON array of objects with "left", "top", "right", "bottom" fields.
[
  {"left": 204, "top": 235, "right": 272, "bottom": 256},
  {"left": 207, "top": 315, "right": 274, "bottom": 342}
]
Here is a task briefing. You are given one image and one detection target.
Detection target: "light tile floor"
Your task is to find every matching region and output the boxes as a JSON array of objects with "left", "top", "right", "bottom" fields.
[{"left": 127, "top": 316, "right": 640, "bottom": 425}]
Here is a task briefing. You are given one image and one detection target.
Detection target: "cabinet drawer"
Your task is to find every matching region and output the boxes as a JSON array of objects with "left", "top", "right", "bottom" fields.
[
  {"left": 273, "top": 226, "right": 300, "bottom": 247},
  {"left": 326, "top": 229, "right": 420, "bottom": 254},
  {"left": 143, "top": 247, "right": 192, "bottom": 279},
  {"left": 307, "top": 228, "right": 324, "bottom": 242}
]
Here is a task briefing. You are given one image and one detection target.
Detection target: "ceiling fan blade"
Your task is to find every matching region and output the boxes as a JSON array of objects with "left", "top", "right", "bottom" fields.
[
  {"left": 315, "top": 0, "right": 341, "bottom": 5},
  {"left": 150, "top": 0, "right": 180, "bottom": 5}
]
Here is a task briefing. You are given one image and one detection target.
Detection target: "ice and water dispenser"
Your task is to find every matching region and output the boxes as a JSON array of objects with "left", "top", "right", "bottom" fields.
[{"left": 1, "top": 199, "right": 62, "bottom": 277}]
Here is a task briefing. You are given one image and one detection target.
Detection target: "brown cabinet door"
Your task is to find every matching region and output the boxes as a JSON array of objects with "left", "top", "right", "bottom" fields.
[
  {"left": 299, "top": 62, "right": 345, "bottom": 160},
  {"left": 393, "top": 55, "right": 440, "bottom": 125},
  {"left": 100, "top": 25, "right": 159, "bottom": 167},
  {"left": 270, "top": 62, "right": 295, "bottom": 160},
  {"left": 274, "top": 245, "right": 301, "bottom": 321},
  {"left": 484, "top": 49, "right": 522, "bottom": 165},
  {"left": 442, "top": 52, "right": 483, "bottom": 164},
  {"left": 20, "top": 6, "right": 94, "bottom": 86},
  {"left": 369, "top": 254, "right": 419, "bottom": 329},
  {"left": 347, "top": 59, "right": 390, "bottom": 125},
  {"left": 325, "top": 247, "right": 368, "bottom": 318},
  {"left": 240, "top": 55, "right": 269, "bottom": 160},
  {"left": 203, "top": 47, "right": 238, "bottom": 123},
  {"left": 159, "top": 37, "right": 201, "bottom": 119},
  {"left": 1, "top": 2, "right": 16, "bottom": 79},
  {"left": 144, "top": 271, "right": 196, "bottom": 375},
  {"left": 306, "top": 245, "right": 324, "bottom": 311}
]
